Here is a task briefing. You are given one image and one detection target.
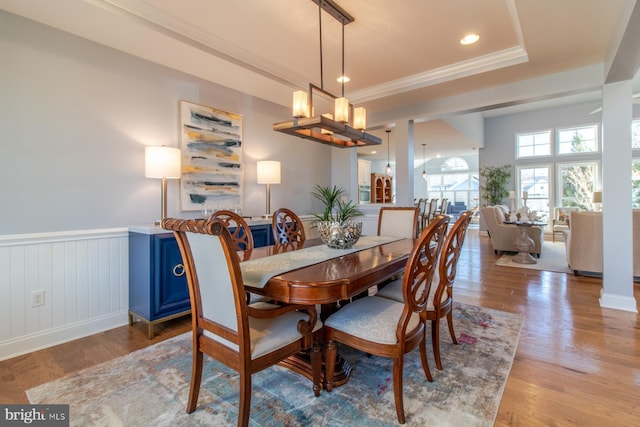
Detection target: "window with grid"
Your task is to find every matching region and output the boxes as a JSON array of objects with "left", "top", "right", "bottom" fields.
[
  {"left": 517, "top": 165, "right": 550, "bottom": 221},
  {"left": 633, "top": 119, "right": 640, "bottom": 149},
  {"left": 556, "top": 161, "right": 599, "bottom": 210},
  {"left": 557, "top": 125, "right": 598, "bottom": 154},
  {"left": 516, "top": 130, "right": 551, "bottom": 158}
]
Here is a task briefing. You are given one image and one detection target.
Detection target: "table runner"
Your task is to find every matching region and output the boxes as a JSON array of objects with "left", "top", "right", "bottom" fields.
[{"left": 240, "top": 235, "right": 403, "bottom": 288}]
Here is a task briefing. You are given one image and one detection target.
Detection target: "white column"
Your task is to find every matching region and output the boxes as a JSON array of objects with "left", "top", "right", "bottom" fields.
[
  {"left": 393, "top": 120, "right": 415, "bottom": 206},
  {"left": 332, "top": 147, "right": 358, "bottom": 203},
  {"left": 600, "top": 80, "right": 637, "bottom": 312}
]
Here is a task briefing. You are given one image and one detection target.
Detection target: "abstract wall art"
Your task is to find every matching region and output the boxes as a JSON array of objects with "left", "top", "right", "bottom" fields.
[{"left": 179, "top": 100, "right": 243, "bottom": 211}]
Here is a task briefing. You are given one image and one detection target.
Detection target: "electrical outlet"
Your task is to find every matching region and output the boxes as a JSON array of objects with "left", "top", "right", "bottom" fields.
[{"left": 32, "top": 290, "right": 45, "bottom": 307}]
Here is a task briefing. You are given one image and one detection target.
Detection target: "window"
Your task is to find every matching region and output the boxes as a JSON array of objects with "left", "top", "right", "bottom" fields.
[
  {"left": 440, "top": 157, "right": 469, "bottom": 171},
  {"left": 516, "top": 130, "right": 551, "bottom": 158},
  {"left": 556, "top": 161, "right": 599, "bottom": 210},
  {"left": 517, "top": 165, "right": 550, "bottom": 221},
  {"left": 425, "top": 173, "right": 479, "bottom": 211},
  {"left": 557, "top": 125, "right": 598, "bottom": 154},
  {"left": 633, "top": 120, "right": 640, "bottom": 149},
  {"left": 633, "top": 159, "right": 640, "bottom": 208}
]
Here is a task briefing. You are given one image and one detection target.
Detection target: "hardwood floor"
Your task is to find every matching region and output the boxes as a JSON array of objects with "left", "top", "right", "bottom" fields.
[{"left": 1, "top": 229, "right": 638, "bottom": 426}]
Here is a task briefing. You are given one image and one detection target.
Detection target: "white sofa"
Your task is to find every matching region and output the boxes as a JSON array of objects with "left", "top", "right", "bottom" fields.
[
  {"left": 480, "top": 205, "right": 544, "bottom": 257},
  {"left": 564, "top": 210, "right": 640, "bottom": 276}
]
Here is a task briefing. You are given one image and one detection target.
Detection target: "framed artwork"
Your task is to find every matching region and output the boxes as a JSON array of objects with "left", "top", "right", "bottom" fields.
[{"left": 179, "top": 100, "right": 243, "bottom": 211}]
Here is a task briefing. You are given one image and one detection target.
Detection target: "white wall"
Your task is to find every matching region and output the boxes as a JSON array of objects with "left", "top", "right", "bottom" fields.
[
  {"left": 0, "top": 11, "right": 332, "bottom": 235},
  {"left": 0, "top": 11, "right": 333, "bottom": 358}
]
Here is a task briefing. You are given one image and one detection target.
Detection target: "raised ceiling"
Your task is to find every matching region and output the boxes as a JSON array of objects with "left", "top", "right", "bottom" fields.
[{"left": 2, "top": 0, "right": 638, "bottom": 161}]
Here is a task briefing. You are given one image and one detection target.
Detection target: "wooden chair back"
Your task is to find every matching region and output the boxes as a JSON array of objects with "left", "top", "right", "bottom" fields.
[
  {"left": 416, "top": 198, "right": 427, "bottom": 231},
  {"left": 272, "top": 208, "right": 306, "bottom": 244},
  {"left": 377, "top": 206, "right": 419, "bottom": 239},
  {"left": 427, "top": 198, "right": 438, "bottom": 222},
  {"left": 428, "top": 210, "right": 473, "bottom": 370},
  {"left": 402, "top": 215, "right": 450, "bottom": 314},
  {"left": 210, "top": 209, "right": 254, "bottom": 254},
  {"left": 435, "top": 210, "right": 473, "bottom": 307}
]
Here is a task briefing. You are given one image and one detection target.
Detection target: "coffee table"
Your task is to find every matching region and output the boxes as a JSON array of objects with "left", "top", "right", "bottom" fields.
[{"left": 503, "top": 221, "right": 546, "bottom": 264}]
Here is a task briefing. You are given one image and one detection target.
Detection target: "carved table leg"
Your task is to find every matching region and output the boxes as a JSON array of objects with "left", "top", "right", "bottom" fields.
[{"left": 512, "top": 225, "right": 537, "bottom": 264}]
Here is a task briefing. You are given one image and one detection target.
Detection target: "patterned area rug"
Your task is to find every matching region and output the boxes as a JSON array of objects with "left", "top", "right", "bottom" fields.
[
  {"left": 495, "top": 241, "right": 572, "bottom": 274},
  {"left": 27, "top": 303, "right": 522, "bottom": 426}
]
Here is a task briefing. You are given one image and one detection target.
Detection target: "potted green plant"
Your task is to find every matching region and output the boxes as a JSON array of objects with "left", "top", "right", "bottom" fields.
[
  {"left": 479, "top": 165, "right": 511, "bottom": 206},
  {"left": 311, "top": 185, "right": 364, "bottom": 249},
  {"left": 311, "top": 184, "right": 363, "bottom": 224}
]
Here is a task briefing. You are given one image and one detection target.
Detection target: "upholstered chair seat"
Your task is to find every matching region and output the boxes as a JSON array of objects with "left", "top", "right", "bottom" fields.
[
  {"left": 204, "top": 301, "right": 322, "bottom": 358},
  {"left": 324, "top": 297, "right": 420, "bottom": 344}
]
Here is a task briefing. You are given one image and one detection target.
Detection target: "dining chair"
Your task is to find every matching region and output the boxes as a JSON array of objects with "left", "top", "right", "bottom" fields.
[
  {"left": 416, "top": 198, "right": 427, "bottom": 233},
  {"left": 210, "top": 209, "right": 268, "bottom": 304},
  {"left": 162, "top": 218, "right": 321, "bottom": 427},
  {"left": 377, "top": 206, "right": 419, "bottom": 239},
  {"left": 426, "top": 198, "right": 438, "bottom": 223},
  {"left": 209, "top": 210, "right": 254, "bottom": 257},
  {"left": 377, "top": 210, "right": 473, "bottom": 370},
  {"left": 272, "top": 207, "right": 306, "bottom": 244},
  {"left": 323, "top": 215, "right": 450, "bottom": 424}
]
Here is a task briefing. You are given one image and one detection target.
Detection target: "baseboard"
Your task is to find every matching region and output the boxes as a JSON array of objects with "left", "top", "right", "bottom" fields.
[
  {"left": 599, "top": 293, "right": 638, "bottom": 313},
  {"left": 0, "top": 311, "right": 130, "bottom": 361}
]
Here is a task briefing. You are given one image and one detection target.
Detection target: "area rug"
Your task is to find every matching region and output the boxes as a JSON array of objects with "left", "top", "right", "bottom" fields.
[
  {"left": 495, "top": 240, "right": 572, "bottom": 274},
  {"left": 27, "top": 303, "right": 522, "bottom": 427}
]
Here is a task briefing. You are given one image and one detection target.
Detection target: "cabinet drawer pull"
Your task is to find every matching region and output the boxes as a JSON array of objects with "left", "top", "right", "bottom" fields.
[{"left": 173, "top": 264, "right": 185, "bottom": 277}]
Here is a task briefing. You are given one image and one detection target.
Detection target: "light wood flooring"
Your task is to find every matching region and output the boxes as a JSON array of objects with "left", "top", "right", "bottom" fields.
[{"left": 1, "top": 229, "right": 638, "bottom": 426}]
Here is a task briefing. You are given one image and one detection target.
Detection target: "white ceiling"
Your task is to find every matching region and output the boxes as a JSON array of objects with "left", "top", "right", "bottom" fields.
[{"left": 2, "top": 0, "right": 639, "bottom": 161}]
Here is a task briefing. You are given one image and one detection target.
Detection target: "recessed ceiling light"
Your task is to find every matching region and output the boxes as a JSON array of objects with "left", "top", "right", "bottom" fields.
[
  {"left": 460, "top": 34, "right": 480, "bottom": 45},
  {"left": 371, "top": 150, "right": 377, "bottom": 154},
  {"left": 337, "top": 75, "right": 350, "bottom": 83}
]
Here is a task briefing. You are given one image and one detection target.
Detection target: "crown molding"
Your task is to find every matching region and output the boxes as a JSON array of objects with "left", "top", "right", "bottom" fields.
[{"left": 350, "top": 46, "right": 529, "bottom": 104}]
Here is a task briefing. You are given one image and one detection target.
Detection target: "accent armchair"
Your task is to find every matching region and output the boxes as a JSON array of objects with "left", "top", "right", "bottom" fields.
[{"left": 480, "top": 206, "right": 544, "bottom": 257}]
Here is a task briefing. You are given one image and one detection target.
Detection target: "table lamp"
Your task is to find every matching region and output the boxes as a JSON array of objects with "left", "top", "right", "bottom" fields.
[
  {"left": 592, "top": 191, "right": 602, "bottom": 211},
  {"left": 145, "top": 146, "right": 181, "bottom": 224},
  {"left": 508, "top": 190, "right": 516, "bottom": 213},
  {"left": 257, "top": 160, "right": 281, "bottom": 218}
]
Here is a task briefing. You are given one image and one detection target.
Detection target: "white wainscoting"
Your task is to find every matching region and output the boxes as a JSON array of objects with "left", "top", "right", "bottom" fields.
[{"left": 0, "top": 228, "right": 130, "bottom": 361}]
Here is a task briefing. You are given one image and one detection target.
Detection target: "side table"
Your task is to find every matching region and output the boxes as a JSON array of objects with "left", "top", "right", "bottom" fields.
[{"left": 503, "top": 221, "right": 547, "bottom": 264}]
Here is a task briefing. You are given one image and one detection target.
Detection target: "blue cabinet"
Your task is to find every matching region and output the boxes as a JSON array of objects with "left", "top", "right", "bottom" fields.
[
  {"left": 128, "top": 230, "right": 190, "bottom": 338},
  {"left": 248, "top": 223, "right": 274, "bottom": 248},
  {"left": 128, "top": 222, "right": 274, "bottom": 338}
]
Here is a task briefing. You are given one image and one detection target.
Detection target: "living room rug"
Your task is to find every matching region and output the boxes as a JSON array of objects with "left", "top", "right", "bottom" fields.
[
  {"left": 495, "top": 240, "right": 572, "bottom": 274},
  {"left": 27, "top": 303, "right": 522, "bottom": 427}
]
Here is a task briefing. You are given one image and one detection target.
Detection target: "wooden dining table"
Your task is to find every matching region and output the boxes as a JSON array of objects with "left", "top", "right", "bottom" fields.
[{"left": 240, "top": 236, "right": 415, "bottom": 387}]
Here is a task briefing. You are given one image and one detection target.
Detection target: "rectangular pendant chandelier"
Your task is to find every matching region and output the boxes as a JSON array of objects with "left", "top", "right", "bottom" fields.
[{"left": 272, "top": 0, "right": 381, "bottom": 148}]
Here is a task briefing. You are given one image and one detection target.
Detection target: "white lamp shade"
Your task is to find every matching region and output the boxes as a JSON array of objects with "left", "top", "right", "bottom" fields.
[
  {"left": 292, "top": 90, "right": 308, "bottom": 118},
  {"left": 353, "top": 107, "right": 366, "bottom": 130},
  {"left": 334, "top": 97, "right": 349, "bottom": 123},
  {"left": 145, "top": 146, "right": 181, "bottom": 179},
  {"left": 257, "top": 160, "right": 281, "bottom": 184}
]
